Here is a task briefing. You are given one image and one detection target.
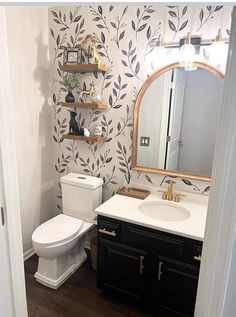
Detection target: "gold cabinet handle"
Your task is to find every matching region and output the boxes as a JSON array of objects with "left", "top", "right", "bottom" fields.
[
  {"left": 158, "top": 260, "right": 163, "bottom": 280},
  {"left": 194, "top": 255, "right": 202, "bottom": 262},
  {"left": 98, "top": 228, "right": 117, "bottom": 237},
  {"left": 139, "top": 256, "right": 144, "bottom": 275}
]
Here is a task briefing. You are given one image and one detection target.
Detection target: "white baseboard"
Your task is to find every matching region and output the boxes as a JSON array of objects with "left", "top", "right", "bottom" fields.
[{"left": 23, "top": 248, "right": 35, "bottom": 261}]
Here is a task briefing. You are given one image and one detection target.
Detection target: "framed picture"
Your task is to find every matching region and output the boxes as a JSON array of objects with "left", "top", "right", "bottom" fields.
[{"left": 63, "top": 47, "right": 81, "bottom": 65}]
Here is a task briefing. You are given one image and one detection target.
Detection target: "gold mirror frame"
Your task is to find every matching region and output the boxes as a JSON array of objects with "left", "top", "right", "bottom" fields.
[{"left": 131, "top": 62, "right": 224, "bottom": 181}]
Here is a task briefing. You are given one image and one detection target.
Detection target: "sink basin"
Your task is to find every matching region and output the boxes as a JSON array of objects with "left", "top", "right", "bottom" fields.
[{"left": 138, "top": 201, "right": 190, "bottom": 222}]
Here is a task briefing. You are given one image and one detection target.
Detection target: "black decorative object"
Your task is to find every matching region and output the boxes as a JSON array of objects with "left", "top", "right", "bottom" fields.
[
  {"left": 65, "top": 91, "right": 75, "bottom": 103},
  {"left": 78, "top": 128, "right": 84, "bottom": 136},
  {"left": 69, "top": 111, "right": 80, "bottom": 135}
]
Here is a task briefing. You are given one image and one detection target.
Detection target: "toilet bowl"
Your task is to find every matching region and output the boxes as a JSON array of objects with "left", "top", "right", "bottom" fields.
[
  {"left": 32, "top": 214, "right": 94, "bottom": 289},
  {"left": 32, "top": 173, "right": 103, "bottom": 289}
]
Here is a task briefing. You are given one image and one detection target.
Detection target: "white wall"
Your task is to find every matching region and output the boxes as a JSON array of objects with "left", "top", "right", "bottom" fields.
[
  {"left": 5, "top": 7, "right": 55, "bottom": 253},
  {"left": 178, "top": 69, "right": 223, "bottom": 176},
  {"left": 137, "top": 72, "right": 171, "bottom": 168}
]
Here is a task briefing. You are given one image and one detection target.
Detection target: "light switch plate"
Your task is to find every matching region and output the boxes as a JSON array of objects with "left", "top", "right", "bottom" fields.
[{"left": 140, "top": 136, "right": 150, "bottom": 146}]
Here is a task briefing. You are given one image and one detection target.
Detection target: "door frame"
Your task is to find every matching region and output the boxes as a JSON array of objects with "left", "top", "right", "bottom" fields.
[
  {"left": 158, "top": 70, "right": 172, "bottom": 168},
  {"left": 195, "top": 7, "right": 236, "bottom": 317},
  {"left": 0, "top": 7, "right": 28, "bottom": 317},
  {"left": 0, "top": 147, "right": 15, "bottom": 317}
]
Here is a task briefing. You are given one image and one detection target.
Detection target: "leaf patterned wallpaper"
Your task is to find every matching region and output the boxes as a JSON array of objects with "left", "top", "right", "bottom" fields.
[{"left": 48, "top": 5, "right": 232, "bottom": 210}]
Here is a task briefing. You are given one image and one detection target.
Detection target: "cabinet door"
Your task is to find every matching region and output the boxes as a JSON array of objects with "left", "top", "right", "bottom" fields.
[
  {"left": 98, "top": 238, "right": 148, "bottom": 301},
  {"left": 155, "top": 256, "right": 199, "bottom": 317}
]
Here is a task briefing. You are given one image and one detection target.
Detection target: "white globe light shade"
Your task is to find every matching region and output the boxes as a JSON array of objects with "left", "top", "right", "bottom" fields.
[
  {"left": 179, "top": 43, "right": 196, "bottom": 71},
  {"left": 151, "top": 46, "right": 167, "bottom": 71},
  {"left": 209, "top": 41, "right": 228, "bottom": 68}
]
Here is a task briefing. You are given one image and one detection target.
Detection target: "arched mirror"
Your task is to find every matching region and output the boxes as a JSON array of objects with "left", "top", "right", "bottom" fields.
[{"left": 132, "top": 62, "right": 224, "bottom": 181}]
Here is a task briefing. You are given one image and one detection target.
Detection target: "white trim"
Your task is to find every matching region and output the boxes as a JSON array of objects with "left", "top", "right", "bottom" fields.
[
  {"left": 35, "top": 267, "right": 75, "bottom": 290},
  {"left": 24, "top": 248, "right": 35, "bottom": 261},
  {"left": 158, "top": 71, "right": 172, "bottom": 168},
  {"left": 0, "top": 7, "right": 27, "bottom": 317},
  {"left": 195, "top": 7, "right": 236, "bottom": 317}
]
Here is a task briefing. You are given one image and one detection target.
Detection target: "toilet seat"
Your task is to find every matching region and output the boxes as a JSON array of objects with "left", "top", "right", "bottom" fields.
[{"left": 32, "top": 214, "right": 83, "bottom": 247}]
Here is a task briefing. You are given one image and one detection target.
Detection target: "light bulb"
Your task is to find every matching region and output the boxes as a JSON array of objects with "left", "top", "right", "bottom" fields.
[{"left": 179, "top": 32, "right": 196, "bottom": 71}]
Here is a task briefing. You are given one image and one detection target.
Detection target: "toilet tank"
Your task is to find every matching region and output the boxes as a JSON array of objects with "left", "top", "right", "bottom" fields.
[{"left": 60, "top": 173, "right": 103, "bottom": 222}]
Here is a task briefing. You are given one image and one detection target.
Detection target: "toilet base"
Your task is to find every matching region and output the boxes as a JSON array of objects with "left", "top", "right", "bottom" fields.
[{"left": 34, "top": 237, "right": 87, "bottom": 289}]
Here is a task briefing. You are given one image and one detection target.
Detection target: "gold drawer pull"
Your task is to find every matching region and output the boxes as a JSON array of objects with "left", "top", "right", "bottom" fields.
[
  {"left": 99, "top": 228, "right": 117, "bottom": 237},
  {"left": 139, "top": 256, "right": 144, "bottom": 275},
  {"left": 194, "top": 255, "right": 202, "bottom": 262}
]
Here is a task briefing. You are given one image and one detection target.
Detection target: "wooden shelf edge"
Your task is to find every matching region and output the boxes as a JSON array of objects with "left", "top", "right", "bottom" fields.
[
  {"left": 61, "top": 102, "right": 107, "bottom": 110},
  {"left": 59, "top": 63, "right": 108, "bottom": 73},
  {"left": 63, "top": 134, "right": 107, "bottom": 142}
]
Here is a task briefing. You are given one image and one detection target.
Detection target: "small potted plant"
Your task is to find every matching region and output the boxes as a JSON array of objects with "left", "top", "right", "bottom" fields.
[{"left": 63, "top": 73, "right": 80, "bottom": 103}]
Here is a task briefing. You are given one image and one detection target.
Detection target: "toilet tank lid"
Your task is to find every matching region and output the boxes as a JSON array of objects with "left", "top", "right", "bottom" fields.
[{"left": 61, "top": 173, "right": 103, "bottom": 189}]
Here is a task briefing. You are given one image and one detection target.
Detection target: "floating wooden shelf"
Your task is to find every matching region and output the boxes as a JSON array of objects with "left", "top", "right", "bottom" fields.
[
  {"left": 60, "top": 63, "right": 108, "bottom": 73},
  {"left": 63, "top": 134, "right": 107, "bottom": 143},
  {"left": 61, "top": 102, "right": 107, "bottom": 110}
]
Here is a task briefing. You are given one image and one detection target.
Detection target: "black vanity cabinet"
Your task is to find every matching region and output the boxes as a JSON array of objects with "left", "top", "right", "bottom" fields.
[
  {"left": 97, "top": 216, "right": 202, "bottom": 317},
  {"left": 155, "top": 256, "right": 199, "bottom": 316},
  {"left": 97, "top": 217, "right": 149, "bottom": 301},
  {"left": 98, "top": 239, "right": 148, "bottom": 301}
]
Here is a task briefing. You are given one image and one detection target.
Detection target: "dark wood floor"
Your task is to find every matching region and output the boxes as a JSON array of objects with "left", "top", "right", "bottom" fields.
[{"left": 25, "top": 254, "right": 152, "bottom": 317}]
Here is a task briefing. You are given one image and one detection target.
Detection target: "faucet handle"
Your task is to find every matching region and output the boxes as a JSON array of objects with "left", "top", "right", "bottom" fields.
[
  {"left": 173, "top": 193, "right": 186, "bottom": 202},
  {"left": 174, "top": 194, "right": 180, "bottom": 202},
  {"left": 162, "top": 193, "right": 168, "bottom": 200},
  {"left": 157, "top": 190, "right": 169, "bottom": 200}
]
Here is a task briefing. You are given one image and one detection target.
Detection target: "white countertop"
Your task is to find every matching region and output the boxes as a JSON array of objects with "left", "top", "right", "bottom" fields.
[{"left": 95, "top": 193, "right": 208, "bottom": 241}]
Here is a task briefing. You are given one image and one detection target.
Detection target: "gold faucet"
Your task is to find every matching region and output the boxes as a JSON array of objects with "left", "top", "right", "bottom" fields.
[
  {"left": 166, "top": 182, "right": 173, "bottom": 200},
  {"left": 162, "top": 182, "right": 173, "bottom": 201},
  {"left": 161, "top": 182, "right": 181, "bottom": 202}
]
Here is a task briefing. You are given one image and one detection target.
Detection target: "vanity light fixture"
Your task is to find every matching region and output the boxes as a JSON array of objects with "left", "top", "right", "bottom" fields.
[
  {"left": 209, "top": 28, "right": 227, "bottom": 67},
  {"left": 179, "top": 32, "right": 197, "bottom": 71},
  {"left": 151, "top": 34, "right": 167, "bottom": 70}
]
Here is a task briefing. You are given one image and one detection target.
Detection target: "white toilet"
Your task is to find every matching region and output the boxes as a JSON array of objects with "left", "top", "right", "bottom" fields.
[{"left": 32, "top": 173, "right": 103, "bottom": 289}]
